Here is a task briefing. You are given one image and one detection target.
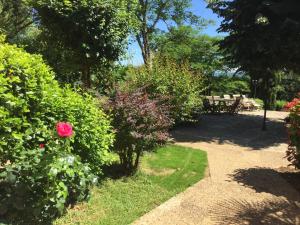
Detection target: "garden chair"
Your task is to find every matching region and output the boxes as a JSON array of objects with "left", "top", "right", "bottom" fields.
[
  {"left": 227, "top": 97, "right": 242, "bottom": 114},
  {"left": 203, "top": 98, "right": 219, "bottom": 114}
]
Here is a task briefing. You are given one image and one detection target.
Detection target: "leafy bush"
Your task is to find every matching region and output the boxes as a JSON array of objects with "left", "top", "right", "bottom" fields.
[
  {"left": 107, "top": 89, "right": 173, "bottom": 173},
  {"left": 0, "top": 40, "right": 114, "bottom": 175},
  {"left": 274, "top": 100, "right": 287, "bottom": 111},
  {"left": 0, "top": 147, "right": 97, "bottom": 223},
  {"left": 0, "top": 40, "right": 114, "bottom": 222},
  {"left": 121, "top": 59, "right": 204, "bottom": 122},
  {"left": 285, "top": 96, "right": 300, "bottom": 168}
]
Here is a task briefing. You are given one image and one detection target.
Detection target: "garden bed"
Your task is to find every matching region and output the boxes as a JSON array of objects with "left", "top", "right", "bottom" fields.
[{"left": 54, "top": 145, "right": 208, "bottom": 225}]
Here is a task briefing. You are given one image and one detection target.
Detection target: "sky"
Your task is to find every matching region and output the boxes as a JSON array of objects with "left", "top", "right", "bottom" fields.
[{"left": 124, "top": 0, "right": 223, "bottom": 66}]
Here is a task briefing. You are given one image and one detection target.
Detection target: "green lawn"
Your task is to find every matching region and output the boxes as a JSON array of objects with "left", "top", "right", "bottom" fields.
[{"left": 54, "top": 145, "right": 208, "bottom": 225}]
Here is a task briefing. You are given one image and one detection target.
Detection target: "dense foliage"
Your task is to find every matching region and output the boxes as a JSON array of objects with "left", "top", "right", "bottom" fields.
[
  {"left": 0, "top": 0, "right": 34, "bottom": 41},
  {"left": 28, "top": 0, "right": 137, "bottom": 87},
  {"left": 108, "top": 89, "right": 172, "bottom": 172},
  {"left": 0, "top": 41, "right": 114, "bottom": 222},
  {"left": 210, "top": 75, "right": 250, "bottom": 96},
  {"left": 209, "top": 0, "right": 300, "bottom": 73},
  {"left": 285, "top": 96, "right": 300, "bottom": 168},
  {"left": 122, "top": 59, "right": 204, "bottom": 122},
  {"left": 155, "top": 26, "right": 224, "bottom": 77}
]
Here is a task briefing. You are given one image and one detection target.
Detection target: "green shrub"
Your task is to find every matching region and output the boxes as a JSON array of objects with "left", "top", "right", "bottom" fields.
[
  {"left": 107, "top": 89, "right": 173, "bottom": 173},
  {"left": 121, "top": 59, "right": 204, "bottom": 122},
  {"left": 0, "top": 40, "right": 114, "bottom": 175},
  {"left": 274, "top": 100, "right": 287, "bottom": 111},
  {"left": 0, "top": 149, "right": 97, "bottom": 223},
  {"left": 0, "top": 40, "right": 114, "bottom": 222}
]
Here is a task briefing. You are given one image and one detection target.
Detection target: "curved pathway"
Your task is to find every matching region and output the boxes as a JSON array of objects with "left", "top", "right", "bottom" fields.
[{"left": 133, "top": 111, "right": 300, "bottom": 225}]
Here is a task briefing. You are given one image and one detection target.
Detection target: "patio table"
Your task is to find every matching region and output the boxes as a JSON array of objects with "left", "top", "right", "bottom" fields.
[{"left": 204, "top": 97, "right": 241, "bottom": 114}]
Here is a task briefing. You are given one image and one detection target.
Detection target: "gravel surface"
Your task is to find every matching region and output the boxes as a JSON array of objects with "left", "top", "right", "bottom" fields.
[{"left": 132, "top": 111, "right": 300, "bottom": 225}]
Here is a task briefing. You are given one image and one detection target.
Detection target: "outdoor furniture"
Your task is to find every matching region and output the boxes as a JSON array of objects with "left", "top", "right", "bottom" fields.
[
  {"left": 232, "top": 94, "right": 241, "bottom": 99},
  {"left": 223, "top": 94, "right": 231, "bottom": 99},
  {"left": 241, "top": 95, "right": 261, "bottom": 111},
  {"left": 227, "top": 97, "right": 242, "bottom": 114},
  {"left": 204, "top": 96, "right": 242, "bottom": 115}
]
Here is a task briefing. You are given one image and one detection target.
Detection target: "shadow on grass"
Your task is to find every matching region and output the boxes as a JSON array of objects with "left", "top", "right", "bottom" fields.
[
  {"left": 172, "top": 113, "right": 287, "bottom": 150},
  {"left": 101, "top": 163, "right": 133, "bottom": 180},
  {"left": 209, "top": 198, "right": 300, "bottom": 225}
]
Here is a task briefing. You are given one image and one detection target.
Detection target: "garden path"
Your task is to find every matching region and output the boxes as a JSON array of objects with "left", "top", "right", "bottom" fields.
[{"left": 133, "top": 110, "right": 300, "bottom": 225}]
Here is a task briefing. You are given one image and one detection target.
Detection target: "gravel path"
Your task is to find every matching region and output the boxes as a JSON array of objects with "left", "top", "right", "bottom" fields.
[{"left": 133, "top": 111, "right": 300, "bottom": 225}]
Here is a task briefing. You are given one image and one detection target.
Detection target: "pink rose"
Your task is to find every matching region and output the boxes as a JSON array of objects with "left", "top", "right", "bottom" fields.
[{"left": 56, "top": 122, "right": 73, "bottom": 138}]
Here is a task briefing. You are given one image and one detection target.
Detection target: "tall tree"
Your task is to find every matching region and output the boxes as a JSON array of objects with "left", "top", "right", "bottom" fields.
[
  {"left": 29, "top": 0, "right": 137, "bottom": 88},
  {"left": 0, "top": 0, "right": 35, "bottom": 41},
  {"left": 135, "top": 0, "right": 206, "bottom": 66},
  {"left": 208, "top": 0, "right": 300, "bottom": 130},
  {"left": 155, "top": 26, "right": 225, "bottom": 76}
]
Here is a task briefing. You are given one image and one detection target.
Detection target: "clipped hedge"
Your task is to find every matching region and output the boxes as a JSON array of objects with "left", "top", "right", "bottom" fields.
[{"left": 0, "top": 40, "right": 114, "bottom": 222}]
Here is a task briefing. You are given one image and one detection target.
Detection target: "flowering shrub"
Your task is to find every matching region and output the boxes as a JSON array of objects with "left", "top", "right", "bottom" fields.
[
  {"left": 121, "top": 58, "right": 204, "bottom": 123},
  {"left": 56, "top": 122, "right": 73, "bottom": 137},
  {"left": 285, "top": 94, "right": 300, "bottom": 168},
  {"left": 284, "top": 98, "right": 300, "bottom": 111},
  {"left": 0, "top": 40, "right": 114, "bottom": 222},
  {"left": 107, "top": 89, "right": 173, "bottom": 172}
]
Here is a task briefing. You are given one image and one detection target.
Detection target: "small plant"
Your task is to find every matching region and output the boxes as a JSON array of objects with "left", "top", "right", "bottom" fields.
[
  {"left": 285, "top": 95, "right": 300, "bottom": 168},
  {"left": 108, "top": 89, "right": 173, "bottom": 173}
]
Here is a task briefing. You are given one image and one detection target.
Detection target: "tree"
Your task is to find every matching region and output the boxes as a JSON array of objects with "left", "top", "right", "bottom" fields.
[
  {"left": 0, "top": 0, "right": 35, "bottom": 41},
  {"left": 208, "top": 0, "right": 300, "bottom": 130},
  {"left": 135, "top": 0, "right": 206, "bottom": 66},
  {"left": 29, "top": 0, "right": 137, "bottom": 88},
  {"left": 155, "top": 26, "right": 225, "bottom": 76}
]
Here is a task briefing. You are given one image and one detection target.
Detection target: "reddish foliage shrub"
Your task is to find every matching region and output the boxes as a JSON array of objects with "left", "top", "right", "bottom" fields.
[
  {"left": 108, "top": 88, "right": 173, "bottom": 172},
  {"left": 286, "top": 93, "right": 300, "bottom": 168}
]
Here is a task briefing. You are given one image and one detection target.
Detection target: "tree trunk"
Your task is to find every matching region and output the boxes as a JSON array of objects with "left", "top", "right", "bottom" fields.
[
  {"left": 262, "top": 77, "right": 270, "bottom": 131},
  {"left": 262, "top": 97, "right": 268, "bottom": 131},
  {"left": 82, "top": 65, "right": 91, "bottom": 88}
]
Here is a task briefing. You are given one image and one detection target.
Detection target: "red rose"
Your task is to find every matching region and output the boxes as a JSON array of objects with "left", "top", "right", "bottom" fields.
[
  {"left": 39, "top": 143, "right": 45, "bottom": 149},
  {"left": 56, "top": 122, "right": 73, "bottom": 138}
]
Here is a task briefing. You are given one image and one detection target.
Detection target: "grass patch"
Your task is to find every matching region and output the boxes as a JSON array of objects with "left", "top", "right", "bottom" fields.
[{"left": 54, "top": 145, "right": 207, "bottom": 225}]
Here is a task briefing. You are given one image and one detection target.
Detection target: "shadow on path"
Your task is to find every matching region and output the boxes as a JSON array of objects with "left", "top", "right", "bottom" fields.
[
  {"left": 209, "top": 198, "right": 300, "bottom": 225},
  {"left": 229, "top": 168, "right": 300, "bottom": 201},
  {"left": 210, "top": 167, "right": 300, "bottom": 224},
  {"left": 172, "top": 113, "right": 287, "bottom": 150}
]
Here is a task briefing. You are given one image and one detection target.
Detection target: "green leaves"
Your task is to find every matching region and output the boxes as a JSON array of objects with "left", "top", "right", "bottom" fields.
[
  {"left": 0, "top": 41, "right": 114, "bottom": 223},
  {"left": 122, "top": 58, "right": 204, "bottom": 122},
  {"left": 30, "top": 0, "right": 137, "bottom": 87}
]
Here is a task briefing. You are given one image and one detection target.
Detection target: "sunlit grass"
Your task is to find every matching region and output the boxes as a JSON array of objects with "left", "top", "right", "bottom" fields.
[{"left": 55, "top": 145, "right": 207, "bottom": 225}]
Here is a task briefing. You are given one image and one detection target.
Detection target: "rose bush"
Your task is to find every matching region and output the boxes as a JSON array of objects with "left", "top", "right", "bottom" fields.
[
  {"left": 56, "top": 122, "right": 73, "bottom": 138},
  {"left": 0, "top": 39, "right": 114, "bottom": 222},
  {"left": 285, "top": 94, "right": 300, "bottom": 168}
]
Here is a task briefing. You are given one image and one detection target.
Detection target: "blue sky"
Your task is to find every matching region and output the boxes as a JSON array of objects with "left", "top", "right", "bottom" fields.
[{"left": 124, "top": 0, "right": 223, "bottom": 65}]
